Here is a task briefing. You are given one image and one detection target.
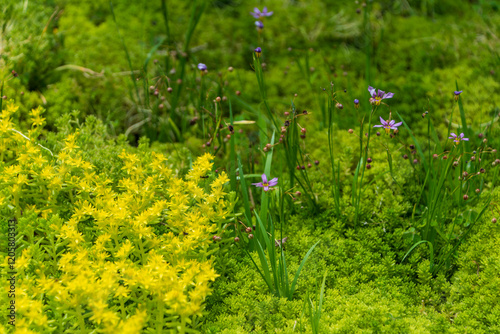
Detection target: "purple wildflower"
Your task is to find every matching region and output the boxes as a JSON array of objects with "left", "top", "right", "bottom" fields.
[
  {"left": 368, "top": 86, "right": 394, "bottom": 106},
  {"left": 449, "top": 132, "right": 469, "bottom": 145},
  {"left": 354, "top": 99, "right": 360, "bottom": 109},
  {"left": 254, "top": 47, "right": 262, "bottom": 57},
  {"left": 255, "top": 21, "right": 264, "bottom": 30},
  {"left": 275, "top": 237, "right": 288, "bottom": 247},
  {"left": 197, "top": 63, "right": 207, "bottom": 71},
  {"left": 373, "top": 116, "right": 402, "bottom": 134},
  {"left": 454, "top": 90, "right": 463, "bottom": 101},
  {"left": 251, "top": 7, "right": 273, "bottom": 19},
  {"left": 252, "top": 173, "right": 278, "bottom": 192}
]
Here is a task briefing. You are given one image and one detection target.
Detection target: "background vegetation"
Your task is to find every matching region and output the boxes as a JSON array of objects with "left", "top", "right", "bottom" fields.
[{"left": 1, "top": 0, "right": 500, "bottom": 333}]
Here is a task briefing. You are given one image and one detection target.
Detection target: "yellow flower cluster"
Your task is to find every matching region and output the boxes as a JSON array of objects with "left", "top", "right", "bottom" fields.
[{"left": 0, "top": 103, "right": 230, "bottom": 333}]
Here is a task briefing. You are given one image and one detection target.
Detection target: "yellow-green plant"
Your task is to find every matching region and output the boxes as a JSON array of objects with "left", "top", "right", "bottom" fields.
[{"left": 0, "top": 102, "right": 231, "bottom": 333}]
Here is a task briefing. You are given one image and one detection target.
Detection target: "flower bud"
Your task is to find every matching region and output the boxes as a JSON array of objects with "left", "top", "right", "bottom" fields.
[
  {"left": 336, "top": 102, "right": 343, "bottom": 110},
  {"left": 367, "top": 158, "right": 372, "bottom": 163},
  {"left": 248, "top": 234, "right": 254, "bottom": 239},
  {"left": 228, "top": 67, "right": 234, "bottom": 72},
  {"left": 366, "top": 164, "right": 371, "bottom": 169},
  {"left": 348, "top": 129, "right": 354, "bottom": 134},
  {"left": 475, "top": 189, "right": 481, "bottom": 194},
  {"left": 216, "top": 96, "right": 221, "bottom": 102},
  {"left": 245, "top": 227, "right": 252, "bottom": 233},
  {"left": 167, "top": 87, "right": 173, "bottom": 93},
  {"left": 492, "top": 218, "right": 497, "bottom": 223},
  {"left": 463, "top": 194, "right": 469, "bottom": 201},
  {"left": 236, "top": 90, "right": 241, "bottom": 96},
  {"left": 234, "top": 237, "right": 240, "bottom": 242},
  {"left": 433, "top": 154, "right": 438, "bottom": 159}
]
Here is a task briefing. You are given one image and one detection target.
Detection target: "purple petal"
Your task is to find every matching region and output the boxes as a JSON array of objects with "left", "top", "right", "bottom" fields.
[
  {"left": 377, "top": 90, "right": 385, "bottom": 98},
  {"left": 462, "top": 138, "right": 469, "bottom": 141},
  {"left": 250, "top": 12, "right": 260, "bottom": 18},
  {"left": 373, "top": 125, "right": 383, "bottom": 128},
  {"left": 390, "top": 126, "right": 399, "bottom": 130},
  {"left": 450, "top": 133, "right": 457, "bottom": 138},
  {"left": 266, "top": 11, "right": 273, "bottom": 16},
  {"left": 252, "top": 182, "right": 263, "bottom": 187},
  {"left": 261, "top": 174, "right": 268, "bottom": 183},
  {"left": 254, "top": 8, "right": 260, "bottom": 13},
  {"left": 268, "top": 178, "right": 278, "bottom": 186},
  {"left": 262, "top": 6, "right": 268, "bottom": 13},
  {"left": 388, "top": 120, "right": 395, "bottom": 126},
  {"left": 379, "top": 116, "right": 387, "bottom": 126},
  {"left": 368, "top": 86, "right": 376, "bottom": 97},
  {"left": 393, "top": 121, "right": 403, "bottom": 127},
  {"left": 383, "top": 92, "right": 394, "bottom": 99},
  {"left": 263, "top": 186, "right": 269, "bottom": 192}
]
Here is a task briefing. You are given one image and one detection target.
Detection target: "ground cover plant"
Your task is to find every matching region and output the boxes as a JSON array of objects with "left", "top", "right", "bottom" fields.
[{"left": 1, "top": 0, "right": 500, "bottom": 333}]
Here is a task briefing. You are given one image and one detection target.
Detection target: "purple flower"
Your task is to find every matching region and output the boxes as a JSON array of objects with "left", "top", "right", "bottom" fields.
[
  {"left": 368, "top": 86, "right": 394, "bottom": 106},
  {"left": 251, "top": 7, "right": 273, "bottom": 19},
  {"left": 255, "top": 20, "right": 264, "bottom": 29},
  {"left": 454, "top": 90, "right": 463, "bottom": 101},
  {"left": 449, "top": 132, "right": 469, "bottom": 145},
  {"left": 197, "top": 63, "right": 207, "bottom": 71},
  {"left": 354, "top": 98, "right": 360, "bottom": 109},
  {"left": 373, "top": 116, "right": 402, "bottom": 134},
  {"left": 254, "top": 47, "right": 262, "bottom": 58},
  {"left": 275, "top": 237, "right": 288, "bottom": 247},
  {"left": 252, "top": 173, "right": 278, "bottom": 192}
]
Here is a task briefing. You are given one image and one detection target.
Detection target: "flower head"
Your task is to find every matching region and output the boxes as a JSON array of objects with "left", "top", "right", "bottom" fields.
[
  {"left": 354, "top": 99, "right": 359, "bottom": 109},
  {"left": 255, "top": 21, "right": 264, "bottom": 30},
  {"left": 252, "top": 174, "right": 278, "bottom": 192},
  {"left": 373, "top": 116, "right": 402, "bottom": 134},
  {"left": 368, "top": 86, "right": 394, "bottom": 105},
  {"left": 251, "top": 7, "right": 273, "bottom": 19},
  {"left": 454, "top": 90, "right": 463, "bottom": 101},
  {"left": 197, "top": 63, "right": 207, "bottom": 71},
  {"left": 449, "top": 132, "right": 469, "bottom": 145},
  {"left": 254, "top": 47, "right": 262, "bottom": 57}
]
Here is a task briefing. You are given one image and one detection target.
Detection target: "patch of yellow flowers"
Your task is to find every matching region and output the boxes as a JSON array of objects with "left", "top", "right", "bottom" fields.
[{"left": 0, "top": 102, "right": 230, "bottom": 333}]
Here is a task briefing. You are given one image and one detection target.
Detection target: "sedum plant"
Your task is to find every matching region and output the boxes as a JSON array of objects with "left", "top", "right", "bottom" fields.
[{"left": 0, "top": 102, "right": 231, "bottom": 333}]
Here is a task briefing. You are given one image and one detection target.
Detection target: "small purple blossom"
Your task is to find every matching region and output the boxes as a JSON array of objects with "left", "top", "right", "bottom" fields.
[
  {"left": 251, "top": 7, "right": 273, "bottom": 19},
  {"left": 373, "top": 116, "right": 402, "bottom": 134},
  {"left": 354, "top": 99, "right": 359, "bottom": 104},
  {"left": 449, "top": 132, "right": 469, "bottom": 144},
  {"left": 368, "top": 86, "right": 394, "bottom": 105},
  {"left": 275, "top": 237, "right": 288, "bottom": 247},
  {"left": 454, "top": 90, "right": 463, "bottom": 101},
  {"left": 197, "top": 63, "right": 207, "bottom": 71},
  {"left": 252, "top": 173, "right": 278, "bottom": 192},
  {"left": 255, "top": 21, "right": 264, "bottom": 29}
]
